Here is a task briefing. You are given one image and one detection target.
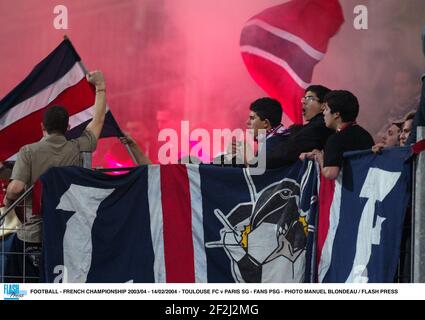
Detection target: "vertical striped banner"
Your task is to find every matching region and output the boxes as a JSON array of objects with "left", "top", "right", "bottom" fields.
[
  {"left": 148, "top": 164, "right": 206, "bottom": 283},
  {"left": 187, "top": 164, "right": 207, "bottom": 283},
  {"left": 147, "top": 165, "right": 166, "bottom": 282}
]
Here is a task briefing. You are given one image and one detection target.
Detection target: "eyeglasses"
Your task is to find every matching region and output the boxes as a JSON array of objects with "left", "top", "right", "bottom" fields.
[{"left": 301, "top": 96, "right": 319, "bottom": 103}]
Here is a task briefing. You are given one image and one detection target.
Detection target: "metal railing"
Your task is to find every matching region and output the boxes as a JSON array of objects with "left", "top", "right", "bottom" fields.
[{"left": 1, "top": 184, "right": 41, "bottom": 283}]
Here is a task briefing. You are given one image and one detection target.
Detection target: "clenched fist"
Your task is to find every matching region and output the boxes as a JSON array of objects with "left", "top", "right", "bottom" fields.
[{"left": 86, "top": 70, "right": 105, "bottom": 90}]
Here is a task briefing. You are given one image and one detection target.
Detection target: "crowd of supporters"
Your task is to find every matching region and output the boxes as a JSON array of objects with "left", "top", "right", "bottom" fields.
[{"left": 1, "top": 66, "right": 424, "bottom": 282}]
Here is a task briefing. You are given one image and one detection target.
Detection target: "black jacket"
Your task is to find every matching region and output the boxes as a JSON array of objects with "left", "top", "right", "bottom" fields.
[
  {"left": 278, "top": 113, "right": 334, "bottom": 165},
  {"left": 213, "top": 115, "right": 332, "bottom": 169}
]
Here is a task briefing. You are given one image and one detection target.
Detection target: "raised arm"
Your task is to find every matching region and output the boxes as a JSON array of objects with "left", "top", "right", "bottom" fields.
[
  {"left": 120, "top": 133, "right": 152, "bottom": 165},
  {"left": 86, "top": 70, "right": 106, "bottom": 140}
]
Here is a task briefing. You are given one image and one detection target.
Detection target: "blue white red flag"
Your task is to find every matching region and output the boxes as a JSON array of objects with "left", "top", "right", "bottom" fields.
[
  {"left": 240, "top": 0, "right": 344, "bottom": 124},
  {"left": 41, "top": 161, "right": 318, "bottom": 283},
  {"left": 0, "top": 39, "right": 122, "bottom": 162},
  {"left": 317, "top": 147, "right": 412, "bottom": 283}
]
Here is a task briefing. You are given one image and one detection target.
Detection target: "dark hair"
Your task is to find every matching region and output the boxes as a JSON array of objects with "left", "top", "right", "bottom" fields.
[
  {"left": 404, "top": 110, "right": 416, "bottom": 122},
  {"left": 249, "top": 97, "right": 282, "bottom": 127},
  {"left": 324, "top": 90, "right": 359, "bottom": 122},
  {"left": 393, "top": 110, "right": 416, "bottom": 127},
  {"left": 305, "top": 85, "right": 331, "bottom": 103},
  {"left": 42, "top": 105, "right": 69, "bottom": 134}
]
